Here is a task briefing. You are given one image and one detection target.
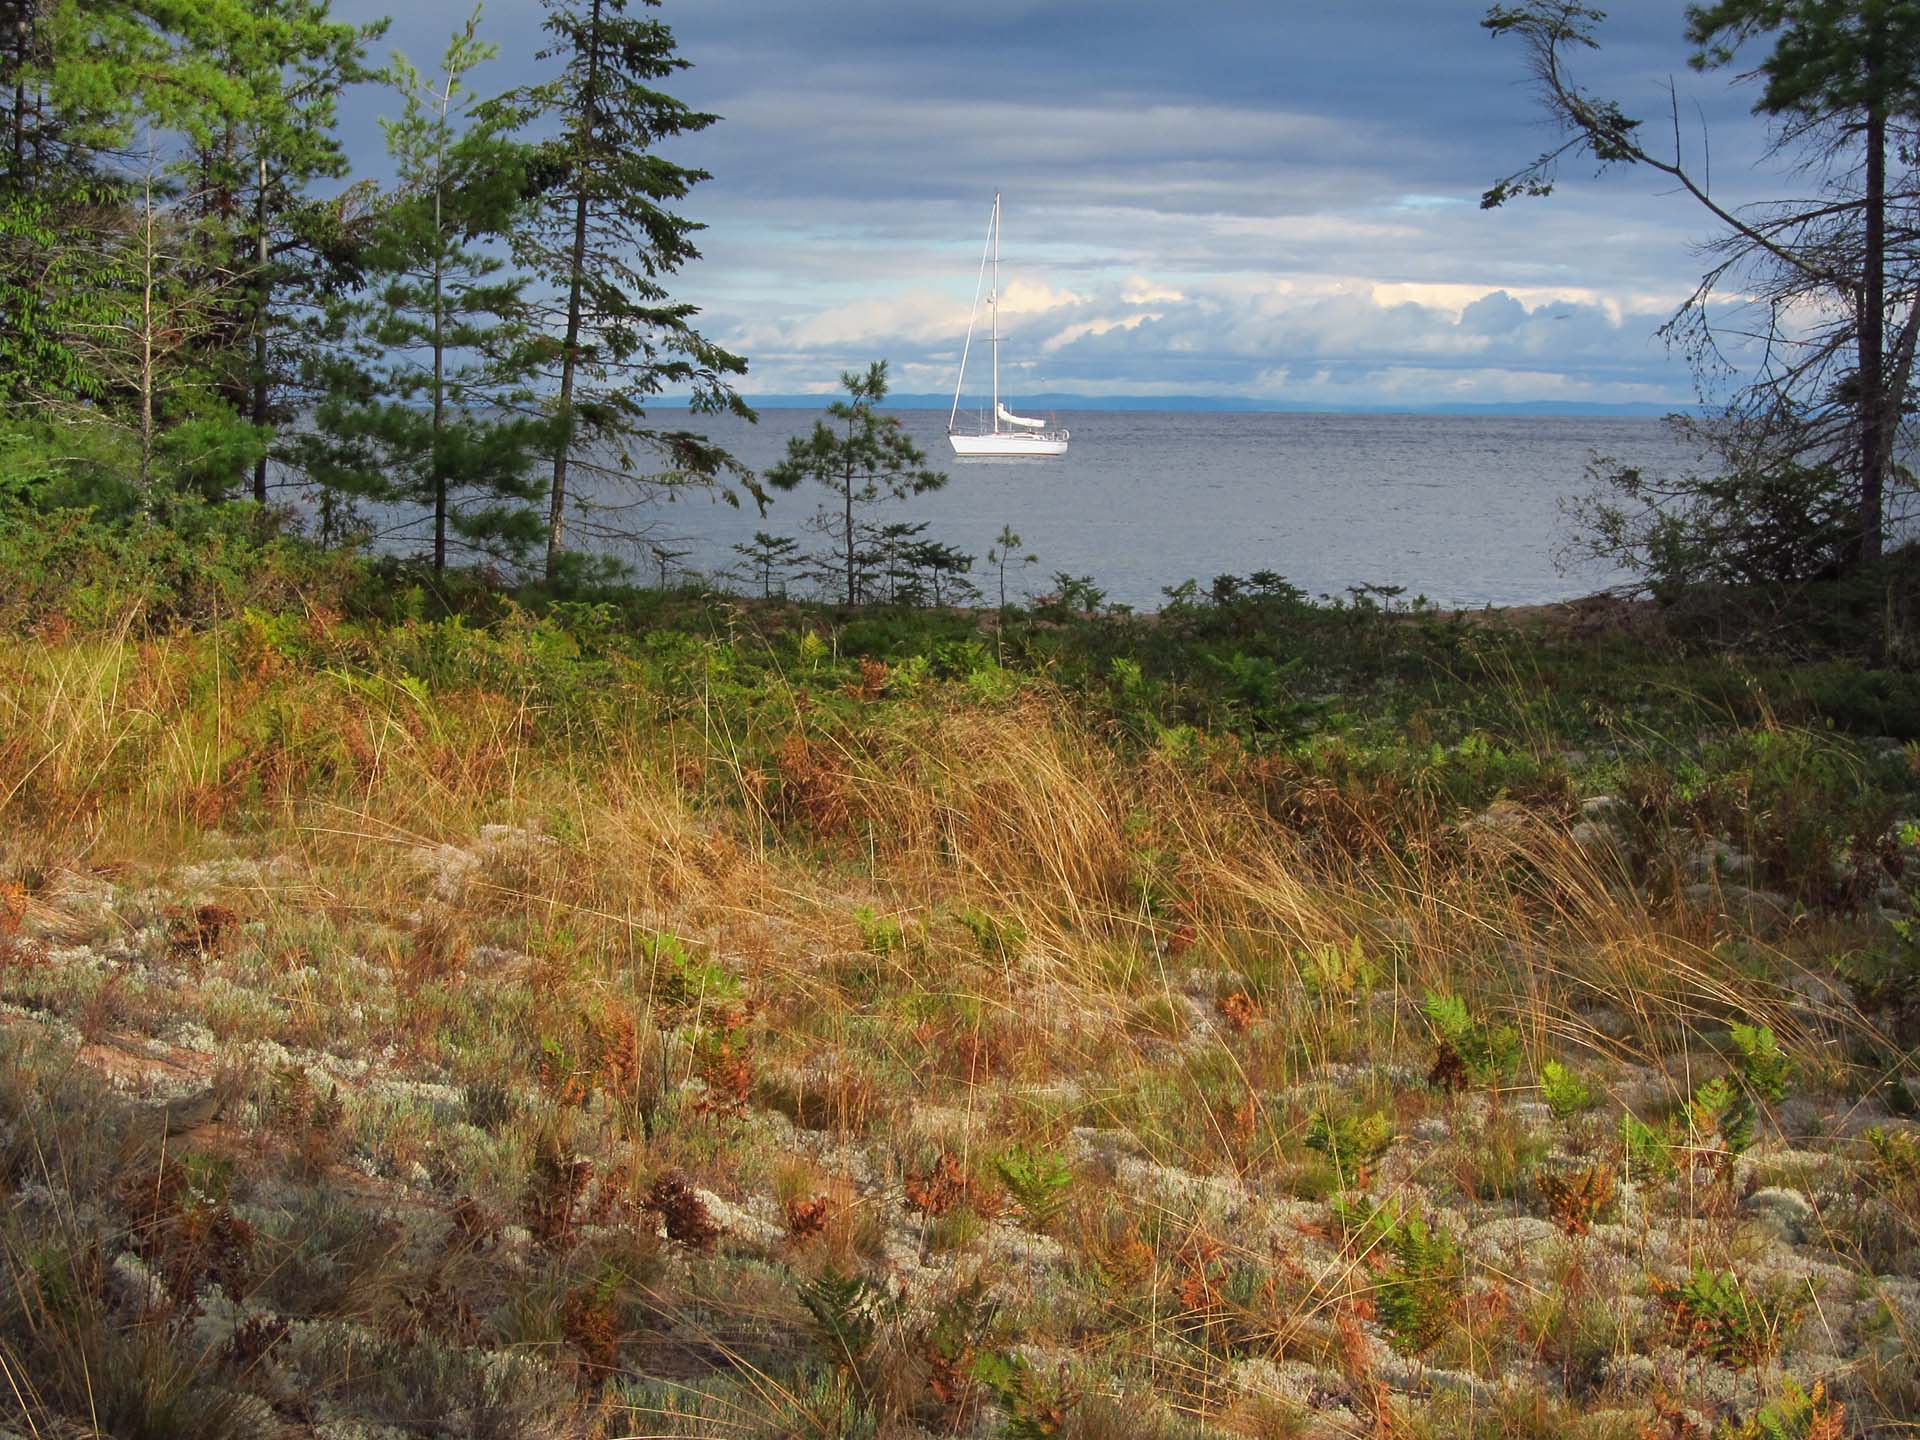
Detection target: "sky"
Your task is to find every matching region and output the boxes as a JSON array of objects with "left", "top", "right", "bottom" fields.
[{"left": 333, "top": 0, "right": 1801, "bottom": 409}]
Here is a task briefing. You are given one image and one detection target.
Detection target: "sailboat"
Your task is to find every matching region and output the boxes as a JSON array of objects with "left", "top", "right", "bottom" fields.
[{"left": 947, "top": 193, "right": 1069, "bottom": 458}]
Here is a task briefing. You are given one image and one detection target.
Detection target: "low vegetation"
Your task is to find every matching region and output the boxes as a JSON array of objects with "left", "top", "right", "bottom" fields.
[{"left": 3, "top": 506, "right": 1919, "bottom": 1437}]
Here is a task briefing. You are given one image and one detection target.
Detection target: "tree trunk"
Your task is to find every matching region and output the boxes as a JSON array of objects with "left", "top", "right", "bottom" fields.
[
  {"left": 251, "top": 154, "right": 269, "bottom": 503},
  {"left": 432, "top": 82, "right": 448, "bottom": 573},
  {"left": 843, "top": 469, "right": 855, "bottom": 605},
  {"left": 1854, "top": 74, "right": 1886, "bottom": 568},
  {"left": 140, "top": 182, "right": 154, "bottom": 492},
  {"left": 432, "top": 263, "right": 447, "bottom": 572},
  {"left": 545, "top": 0, "right": 603, "bottom": 584}
]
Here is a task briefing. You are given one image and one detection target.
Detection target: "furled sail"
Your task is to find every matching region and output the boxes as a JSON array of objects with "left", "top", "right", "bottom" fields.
[{"left": 996, "top": 403, "right": 1047, "bottom": 430}]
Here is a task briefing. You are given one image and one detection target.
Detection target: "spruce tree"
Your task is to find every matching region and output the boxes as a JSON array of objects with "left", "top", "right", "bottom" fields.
[
  {"left": 731, "top": 531, "right": 800, "bottom": 598},
  {"left": 305, "top": 8, "right": 547, "bottom": 571},
  {"left": 497, "top": 0, "right": 755, "bottom": 582}
]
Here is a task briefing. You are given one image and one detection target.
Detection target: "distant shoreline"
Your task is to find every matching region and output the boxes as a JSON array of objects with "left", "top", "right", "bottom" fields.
[{"left": 691, "top": 394, "right": 1702, "bottom": 419}]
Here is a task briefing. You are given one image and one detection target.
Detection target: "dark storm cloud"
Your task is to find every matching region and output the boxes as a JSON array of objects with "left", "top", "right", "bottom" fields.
[{"left": 333, "top": 0, "right": 1793, "bottom": 404}]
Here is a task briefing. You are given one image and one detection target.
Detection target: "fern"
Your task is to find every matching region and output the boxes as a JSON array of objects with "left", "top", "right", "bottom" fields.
[
  {"left": 648, "top": 932, "right": 741, "bottom": 1009},
  {"left": 1691, "top": 1075, "right": 1757, "bottom": 1155},
  {"left": 1302, "top": 935, "right": 1381, "bottom": 1004},
  {"left": 1657, "top": 1265, "right": 1801, "bottom": 1371},
  {"left": 1423, "top": 989, "right": 1520, "bottom": 1088},
  {"left": 1730, "top": 1022, "right": 1789, "bottom": 1102},
  {"left": 1714, "top": 1377, "right": 1845, "bottom": 1440},
  {"left": 798, "top": 1265, "right": 892, "bottom": 1369},
  {"left": 958, "top": 906, "right": 1023, "bottom": 959},
  {"left": 1622, "top": 1112, "right": 1676, "bottom": 1179},
  {"left": 970, "top": 1350, "right": 1077, "bottom": 1439},
  {"left": 852, "top": 904, "right": 904, "bottom": 956},
  {"left": 1374, "top": 1215, "right": 1466, "bottom": 1356},
  {"left": 1865, "top": 1124, "right": 1920, "bottom": 1185},
  {"left": 1329, "top": 1193, "right": 1407, "bottom": 1253},
  {"left": 1539, "top": 1059, "right": 1593, "bottom": 1119}
]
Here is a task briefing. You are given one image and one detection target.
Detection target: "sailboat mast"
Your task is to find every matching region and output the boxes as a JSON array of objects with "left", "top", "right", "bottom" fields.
[
  {"left": 950, "top": 196, "right": 997, "bottom": 434},
  {"left": 991, "top": 191, "right": 1000, "bottom": 433}
]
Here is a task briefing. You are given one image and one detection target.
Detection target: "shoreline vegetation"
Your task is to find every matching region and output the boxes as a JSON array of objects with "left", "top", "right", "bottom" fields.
[
  {"left": 3, "top": 0, "right": 1918, "bottom": 1433},
  {"left": 3, "top": 504, "right": 1920, "bottom": 1438}
]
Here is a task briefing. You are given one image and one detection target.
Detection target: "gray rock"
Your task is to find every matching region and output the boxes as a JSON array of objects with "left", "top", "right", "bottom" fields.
[
  {"left": 1740, "top": 1185, "right": 1815, "bottom": 1244},
  {"left": 1683, "top": 882, "right": 1795, "bottom": 936},
  {"left": 1689, "top": 839, "right": 1754, "bottom": 884},
  {"left": 1570, "top": 821, "right": 1624, "bottom": 857}
]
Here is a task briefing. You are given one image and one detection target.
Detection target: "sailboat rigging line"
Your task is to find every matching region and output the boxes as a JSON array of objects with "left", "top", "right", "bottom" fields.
[{"left": 948, "top": 196, "right": 998, "bottom": 433}]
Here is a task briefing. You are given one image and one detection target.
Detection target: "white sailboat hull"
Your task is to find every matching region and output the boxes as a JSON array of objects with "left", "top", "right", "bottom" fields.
[
  {"left": 948, "top": 430, "right": 1069, "bottom": 458},
  {"left": 948, "top": 193, "right": 1079, "bottom": 459}
]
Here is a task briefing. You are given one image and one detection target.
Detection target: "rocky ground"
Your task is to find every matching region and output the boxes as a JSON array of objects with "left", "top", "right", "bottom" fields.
[{"left": 4, "top": 795, "right": 1918, "bottom": 1438}]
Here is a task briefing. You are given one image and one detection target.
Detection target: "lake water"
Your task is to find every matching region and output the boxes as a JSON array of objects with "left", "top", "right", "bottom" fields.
[{"left": 583, "top": 409, "right": 1711, "bottom": 610}]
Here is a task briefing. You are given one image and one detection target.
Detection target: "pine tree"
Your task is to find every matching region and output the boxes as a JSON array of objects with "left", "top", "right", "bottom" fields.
[
  {"left": 497, "top": 0, "right": 755, "bottom": 582},
  {"left": 1684, "top": 0, "right": 1920, "bottom": 567},
  {"left": 305, "top": 7, "right": 547, "bottom": 571},
  {"left": 731, "top": 531, "right": 799, "bottom": 598},
  {"left": 73, "top": 143, "right": 250, "bottom": 498},
  {"left": 766, "top": 362, "right": 946, "bottom": 607},
  {"left": 0, "top": 0, "right": 164, "bottom": 410},
  {"left": 986, "top": 523, "right": 1037, "bottom": 611},
  {"left": 1484, "top": 1, "right": 1920, "bottom": 584},
  {"left": 2, "top": 3, "right": 257, "bottom": 495}
]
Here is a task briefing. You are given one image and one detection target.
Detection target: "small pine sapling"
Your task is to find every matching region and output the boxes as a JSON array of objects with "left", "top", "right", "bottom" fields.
[
  {"left": 1304, "top": 1109, "right": 1394, "bottom": 1188},
  {"left": 993, "top": 1143, "right": 1075, "bottom": 1230}
]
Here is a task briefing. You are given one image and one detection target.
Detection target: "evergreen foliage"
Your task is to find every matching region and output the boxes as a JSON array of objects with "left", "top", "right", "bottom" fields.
[
  {"left": 766, "top": 361, "right": 948, "bottom": 605},
  {"left": 300, "top": 9, "right": 548, "bottom": 570},
  {"left": 493, "top": 0, "right": 755, "bottom": 580}
]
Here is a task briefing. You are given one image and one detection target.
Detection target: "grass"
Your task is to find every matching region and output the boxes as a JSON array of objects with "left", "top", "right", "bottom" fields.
[{"left": 1, "top": 517, "right": 1918, "bottom": 1437}]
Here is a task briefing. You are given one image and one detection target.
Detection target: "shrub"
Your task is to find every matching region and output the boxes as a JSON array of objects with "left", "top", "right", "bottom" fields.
[{"left": 1304, "top": 1109, "right": 1393, "bottom": 1188}]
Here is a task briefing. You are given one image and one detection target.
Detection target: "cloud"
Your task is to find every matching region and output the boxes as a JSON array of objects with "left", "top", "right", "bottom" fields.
[{"left": 333, "top": 0, "right": 1795, "bottom": 406}]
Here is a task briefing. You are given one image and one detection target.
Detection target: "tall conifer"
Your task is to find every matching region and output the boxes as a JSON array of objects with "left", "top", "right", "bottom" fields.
[
  {"left": 497, "top": 0, "right": 755, "bottom": 583},
  {"left": 304, "top": 7, "right": 547, "bottom": 571}
]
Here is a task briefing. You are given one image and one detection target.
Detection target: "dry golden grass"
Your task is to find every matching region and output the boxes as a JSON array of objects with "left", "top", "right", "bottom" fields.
[{"left": 0, "top": 619, "right": 1915, "bottom": 1437}]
